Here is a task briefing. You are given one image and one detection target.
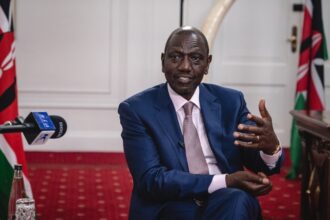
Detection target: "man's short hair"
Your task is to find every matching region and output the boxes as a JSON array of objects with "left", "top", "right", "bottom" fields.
[{"left": 164, "top": 26, "right": 210, "bottom": 55}]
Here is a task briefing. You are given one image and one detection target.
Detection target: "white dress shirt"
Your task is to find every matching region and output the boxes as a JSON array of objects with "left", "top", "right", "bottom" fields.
[{"left": 167, "top": 84, "right": 282, "bottom": 193}]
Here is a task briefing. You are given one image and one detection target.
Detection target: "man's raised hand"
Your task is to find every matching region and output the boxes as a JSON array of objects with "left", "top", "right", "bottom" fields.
[{"left": 233, "top": 99, "right": 280, "bottom": 155}]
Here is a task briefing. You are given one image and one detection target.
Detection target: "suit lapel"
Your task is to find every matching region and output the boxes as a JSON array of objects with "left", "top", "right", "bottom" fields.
[
  {"left": 199, "top": 84, "right": 230, "bottom": 173},
  {"left": 155, "top": 84, "right": 188, "bottom": 170}
]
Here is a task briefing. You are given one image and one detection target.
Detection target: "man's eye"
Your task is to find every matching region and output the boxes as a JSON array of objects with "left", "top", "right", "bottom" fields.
[
  {"left": 190, "top": 55, "right": 201, "bottom": 63},
  {"left": 169, "top": 54, "right": 182, "bottom": 62}
]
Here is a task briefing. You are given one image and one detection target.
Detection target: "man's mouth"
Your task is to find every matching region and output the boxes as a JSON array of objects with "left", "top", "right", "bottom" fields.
[{"left": 177, "top": 76, "right": 192, "bottom": 84}]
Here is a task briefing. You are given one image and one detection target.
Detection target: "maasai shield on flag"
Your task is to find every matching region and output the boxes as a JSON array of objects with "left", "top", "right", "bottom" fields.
[
  {"left": 0, "top": 0, "right": 33, "bottom": 218},
  {"left": 287, "top": 0, "right": 328, "bottom": 179}
]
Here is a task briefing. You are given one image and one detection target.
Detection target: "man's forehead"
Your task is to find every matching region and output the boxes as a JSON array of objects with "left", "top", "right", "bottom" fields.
[
  {"left": 167, "top": 44, "right": 203, "bottom": 53},
  {"left": 166, "top": 33, "right": 207, "bottom": 52}
]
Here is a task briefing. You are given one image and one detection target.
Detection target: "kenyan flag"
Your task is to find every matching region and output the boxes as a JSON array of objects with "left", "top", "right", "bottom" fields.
[
  {"left": 0, "top": 0, "right": 33, "bottom": 218},
  {"left": 287, "top": 0, "right": 328, "bottom": 179}
]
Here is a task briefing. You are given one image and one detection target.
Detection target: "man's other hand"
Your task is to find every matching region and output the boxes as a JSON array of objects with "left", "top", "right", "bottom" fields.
[{"left": 225, "top": 171, "right": 272, "bottom": 196}]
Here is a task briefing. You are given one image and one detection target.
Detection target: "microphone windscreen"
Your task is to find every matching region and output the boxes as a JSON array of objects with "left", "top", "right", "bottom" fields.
[
  {"left": 23, "top": 112, "right": 55, "bottom": 145},
  {"left": 50, "top": 115, "right": 67, "bottom": 138}
]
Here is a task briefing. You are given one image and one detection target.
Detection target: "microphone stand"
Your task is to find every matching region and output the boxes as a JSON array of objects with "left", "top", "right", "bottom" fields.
[{"left": 0, "top": 117, "right": 32, "bottom": 134}]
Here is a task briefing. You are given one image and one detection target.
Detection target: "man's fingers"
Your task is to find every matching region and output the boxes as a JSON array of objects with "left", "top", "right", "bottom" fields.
[
  {"left": 228, "top": 171, "right": 272, "bottom": 196},
  {"left": 247, "top": 172, "right": 269, "bottom": 185},
  {"left": 257, "top": 172, "right": 267, "bottom": 178},
  {"left": 234, "top": 140, "right": 259, "bottom": 149},
  {"left": 246, "top": 173, "right": 272, "bottom": 196},
  {"left": 258, "top": 99, "right": 270, "bottom": 119},
  {"left": 237, "top": 124, "right": 262, "bottom": 134},
  {"left": 233, "top": 132, "right": 259, "bottom": 142},
  {"left": 254, "top": 184, "right": 272, "bottom": 196},
  {"left": 242, "top": 178, "right": 272, "bottom": 196},
  {"left": 257, "top": 172, "right": 270, "bottom": 184}
]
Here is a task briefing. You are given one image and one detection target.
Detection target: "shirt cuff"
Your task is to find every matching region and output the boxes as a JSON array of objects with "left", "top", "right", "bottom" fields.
[
  {"left": 260, "top": 147, "right": 282, "bottom": 169},
  {"left": 208, "top": 174, "right": 227, "bottom": 193}
]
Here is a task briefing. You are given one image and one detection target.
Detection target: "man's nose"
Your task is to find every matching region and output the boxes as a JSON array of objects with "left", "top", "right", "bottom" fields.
[{"left": 178, "top": 56, "right": 191, "bottom": 71}]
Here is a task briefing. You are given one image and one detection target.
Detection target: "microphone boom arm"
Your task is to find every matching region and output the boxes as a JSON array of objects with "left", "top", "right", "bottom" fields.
[{"left": 0, "top": 122, "right": 33, "bottom": 134}]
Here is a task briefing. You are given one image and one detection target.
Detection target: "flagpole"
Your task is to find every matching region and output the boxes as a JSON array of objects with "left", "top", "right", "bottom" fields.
[{"left": 180, "top": 0, "right": 184, "bottom": 27}]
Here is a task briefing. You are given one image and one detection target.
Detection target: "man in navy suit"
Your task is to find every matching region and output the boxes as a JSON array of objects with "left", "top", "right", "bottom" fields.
[{"left": 118, "top": 26, "right": 283, "bottom": 220}]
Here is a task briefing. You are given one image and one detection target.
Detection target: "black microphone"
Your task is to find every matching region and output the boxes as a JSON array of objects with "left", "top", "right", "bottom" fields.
[{"left": 0, "top": 112, "right": 67, "bottom": 145}]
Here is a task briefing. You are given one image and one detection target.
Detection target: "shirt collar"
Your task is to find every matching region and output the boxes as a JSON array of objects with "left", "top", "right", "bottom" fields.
[{"left": 167, "top": 84, "right": 200, "bottom": 112}]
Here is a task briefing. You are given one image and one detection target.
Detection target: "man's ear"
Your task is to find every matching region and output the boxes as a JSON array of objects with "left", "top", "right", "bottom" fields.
[
  {"left": 161, "top": 53, "right": 165, "bottom": 73},
  {"left": 204, "top": 55, "right": 212, "bottom": 75},
  {"left": 207, "top": 54, "right": 212, "bottom": 65}
]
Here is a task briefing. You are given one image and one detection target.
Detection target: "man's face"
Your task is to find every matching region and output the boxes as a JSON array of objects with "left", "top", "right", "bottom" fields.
[{"left": 162, "top": 32, "right": 212, "bottom": 100}]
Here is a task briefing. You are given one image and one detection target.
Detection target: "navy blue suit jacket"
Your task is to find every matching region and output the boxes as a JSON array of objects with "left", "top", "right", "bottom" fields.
[{"left": 118, "top": 83, "right": 283, "bottom": 219}]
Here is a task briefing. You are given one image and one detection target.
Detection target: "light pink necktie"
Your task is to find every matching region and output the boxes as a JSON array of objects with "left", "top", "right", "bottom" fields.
[{"left": 183, "top": 102, "right": 209, "bottom": 174}]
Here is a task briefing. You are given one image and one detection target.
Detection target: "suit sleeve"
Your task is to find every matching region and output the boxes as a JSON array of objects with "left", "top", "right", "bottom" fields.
[{"left": 118, "top": 101, "right": 213, "bottom": 202}]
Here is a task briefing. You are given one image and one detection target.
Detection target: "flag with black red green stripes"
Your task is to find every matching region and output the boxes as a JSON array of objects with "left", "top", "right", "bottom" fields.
[
  {"left": 0, "top": 0, "right": 33, "bottom": 218},
  {"left": 287, "top": 0, "right": 328, "bottom": 179}
]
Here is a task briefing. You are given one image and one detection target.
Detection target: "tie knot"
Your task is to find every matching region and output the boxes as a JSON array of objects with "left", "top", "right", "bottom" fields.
[{"left": 183, "top": 102, "right": 194, "bottom": 116}]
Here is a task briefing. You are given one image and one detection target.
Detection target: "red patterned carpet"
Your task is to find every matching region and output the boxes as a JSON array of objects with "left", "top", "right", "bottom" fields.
[{"left": 26, "top": 151, "right": 300, "bottom": 220}]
